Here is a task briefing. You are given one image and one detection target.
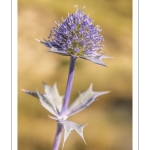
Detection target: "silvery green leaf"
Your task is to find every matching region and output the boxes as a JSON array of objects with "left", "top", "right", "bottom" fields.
[
  {"left": 82, "top": 54, "right": 113, "bottom": 67},
  {"left": 36, "top": 39, "right": 70, "bottom": 56},
  {"left": 49, "top": 116, "right": 87, "bottom": 149},
  {"left": 22, "top": 89, "right": 38, "bottom": 98},
  {"left": 43, "top": 83, "right": 63, "bottom": 113},
  {"left": 67, "top": 84, "right": 110, "bottom": 116},
  {"left": 36, "top": 89, "right": 58, "bottom": 116},
  {"left": 22, "top": 83, "right": 64, "bottom": 118}
]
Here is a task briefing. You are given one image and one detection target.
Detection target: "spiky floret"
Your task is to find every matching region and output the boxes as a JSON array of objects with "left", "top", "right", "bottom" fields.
[
  {"left": 39, "top": 5, "right": 111, "bottom": 66},
  {"left": 49, "top": 5, "right": 104, "bottom": 57}
]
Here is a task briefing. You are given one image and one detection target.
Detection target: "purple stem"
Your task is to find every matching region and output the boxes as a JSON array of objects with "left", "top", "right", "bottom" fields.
[
  {"left": 61, "top": 56, "right": 76, "bottom": 116},
  {"left": 52, "top": 123, "right": 63, "bottom": 150},
  {"left": 52, "top": 56, "right": 76, "bottom": 150}
]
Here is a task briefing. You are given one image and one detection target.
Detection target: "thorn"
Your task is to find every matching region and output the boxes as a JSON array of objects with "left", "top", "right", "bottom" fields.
[
  {"left": 21, "top": 89, "right": 27, "bottom": 93},
  {"left": 35, "top": 38, "right": 40, "bottom": 42}
]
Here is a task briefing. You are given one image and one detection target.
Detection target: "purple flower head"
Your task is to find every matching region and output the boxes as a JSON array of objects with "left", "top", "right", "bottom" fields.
[{"left": 38, "top": 5, "right": 111, "bottom": 66}]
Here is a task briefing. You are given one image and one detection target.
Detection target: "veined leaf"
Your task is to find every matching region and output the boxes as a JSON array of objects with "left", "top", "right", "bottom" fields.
[
  {"left": 36, "top": 89, "right": 58, "bottom": 116},
  {"left": 22, "top": 83, "right": 64, "bottom": 118},
  {"left": 22, "top": 89, "right": 38, "bottom": 98},
  {"left": 82, "top": 54, "right": 113, "bottom": 67},
  {"left": 67, "top": 84, "right": 110, "bottom": 116},
  {"left": 43, "top": 83, "right": 63, "bottom": 113},
  {"left": 49, "top": 116, "right": 87, "bottom": 149}
]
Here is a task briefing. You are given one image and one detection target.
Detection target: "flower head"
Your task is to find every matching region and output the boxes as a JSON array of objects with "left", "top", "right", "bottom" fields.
[
  {"left": 49, "top": 5, "right": 103, "bottom": 57},
  {"left": 38, "top": 5, "right": 111, "bottom": 66}
]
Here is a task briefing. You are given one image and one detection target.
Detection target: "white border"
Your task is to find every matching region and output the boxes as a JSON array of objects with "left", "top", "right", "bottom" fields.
[
  {"left": 12, "top": 0, "right": 18, "bottom": 149},
  {"left": 0, "top": 0, "right": 13, "bottom": 149},
  {"left": 139, "top": 0, "right": 150, "bottom": 150},
  {"left": 133, "top": 0, "right": 139, "bottom": 150}
]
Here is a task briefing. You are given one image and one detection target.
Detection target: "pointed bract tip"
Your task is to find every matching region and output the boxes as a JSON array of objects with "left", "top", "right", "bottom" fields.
[
  {"left": 48, "top": 115, "right": 58, "bottom": 121},
  {"left": 21, "top": 89, "right": 27, "bottom": 93},
  {"left": 101, "top": 55, "right": 114, "bottom": 59},
  {"left": 83, "top": 123, "right": 88, "bottom": 127},
  {"left": 54, "top": 82, "right": 57, "bottom": 88},
  {"left": 74, "top": 4, "right": 78, "bottom": 9},
  {"left": 35, "top": 38, "right": 40, "bottom": 42},
  {"left": 105, "top": 90, "right": 111, "bottom": 94},
  {"left": 97, "top": 91, "right": 110, "bottom": 96},
  {"left": 36, "top": 88, "right": 40, "bottom": 95},
  {"left": 89, "top": 83, "right": 93, "bottom": 90},
  {"left": 83, "top": 139, "right": 87, "bottom": 145},
  {"left": 21, "top": 89, "right": 31, "bottom": 94}
]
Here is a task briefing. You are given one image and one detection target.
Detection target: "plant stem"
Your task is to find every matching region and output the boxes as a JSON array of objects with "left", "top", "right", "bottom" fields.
[
  {"left": 52, "top": 123, "right": 63, "bottom": 150},
  {"left": 52, "top": 56, "right": 76, "bottom": 150},
  {"left": 61, "top": 56, "right": 76, "bottom": 116}
]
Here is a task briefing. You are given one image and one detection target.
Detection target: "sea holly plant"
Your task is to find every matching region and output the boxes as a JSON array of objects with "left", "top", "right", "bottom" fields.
[{"left": 23, "top": 5, "right": 111, "bottom": 150}]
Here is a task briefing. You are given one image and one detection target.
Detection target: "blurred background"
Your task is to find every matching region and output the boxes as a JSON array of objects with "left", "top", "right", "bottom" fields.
[{"left": 18, "top": 0, "right": 132, "bottom": 150}]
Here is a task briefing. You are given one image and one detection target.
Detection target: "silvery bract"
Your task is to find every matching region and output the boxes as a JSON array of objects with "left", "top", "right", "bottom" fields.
[
  {"left": 23, "top": 83, "right": 109, "bottom": 147},
  {"left": 23, "top": 83, "right": 109, "bottom": 119},
  {"left": 22, "top": 83, "right": 63, "bottom": 118},
  {"left": 49, "top": 116, "right": 87, "bottom": 149},
  {"left": 67, "top": 84, "right": 109, "bottom": 116}
]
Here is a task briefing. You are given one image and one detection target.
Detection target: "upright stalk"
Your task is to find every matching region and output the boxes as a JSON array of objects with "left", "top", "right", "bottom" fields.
[
  {"left": 52, "top": 56, "right": 76, "bottom": 150},
  {"left": 61, "top": 56, "right": 76, "bottom": 116},
  {"left": 52, "top": 123, "right": 63, "bottom": 150}
]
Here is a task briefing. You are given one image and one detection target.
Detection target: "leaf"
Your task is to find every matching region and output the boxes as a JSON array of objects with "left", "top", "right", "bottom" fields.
[
  {"left": 22, "top": 89, "right": 38, "bottom": 98},
  {"left": 43, "top": 83, "right": 63, "bottom": 113},
  {"left": 67, "top": 84, "right": 110, "bottom": 116},
  {"left": 37, "top": 39, "right": 70, "bottom": 56},
  {"left": 22, "top": 89, "right": 57, "bottom": 116},
  {"left": 49, "top": 116, "right": 87, "bottom": 149},
  {"left": 82, "top": 53, "right": 113, "bottom": 66},
  {"left": 22, "top": 83, "right": 64, "bottom": 118},
  {"left": 36, "top": 89, "right": 58, "bottom": 116}
]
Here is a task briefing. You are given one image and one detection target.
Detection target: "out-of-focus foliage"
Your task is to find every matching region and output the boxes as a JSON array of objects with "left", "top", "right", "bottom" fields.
[{"left": 18, "top": 0, "right": 132, "bottom": 150}]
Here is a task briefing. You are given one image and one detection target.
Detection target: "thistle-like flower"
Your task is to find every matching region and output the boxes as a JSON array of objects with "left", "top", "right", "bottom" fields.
[{"left": 38, "top": 5, "right": 110, "bottom": 66}]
